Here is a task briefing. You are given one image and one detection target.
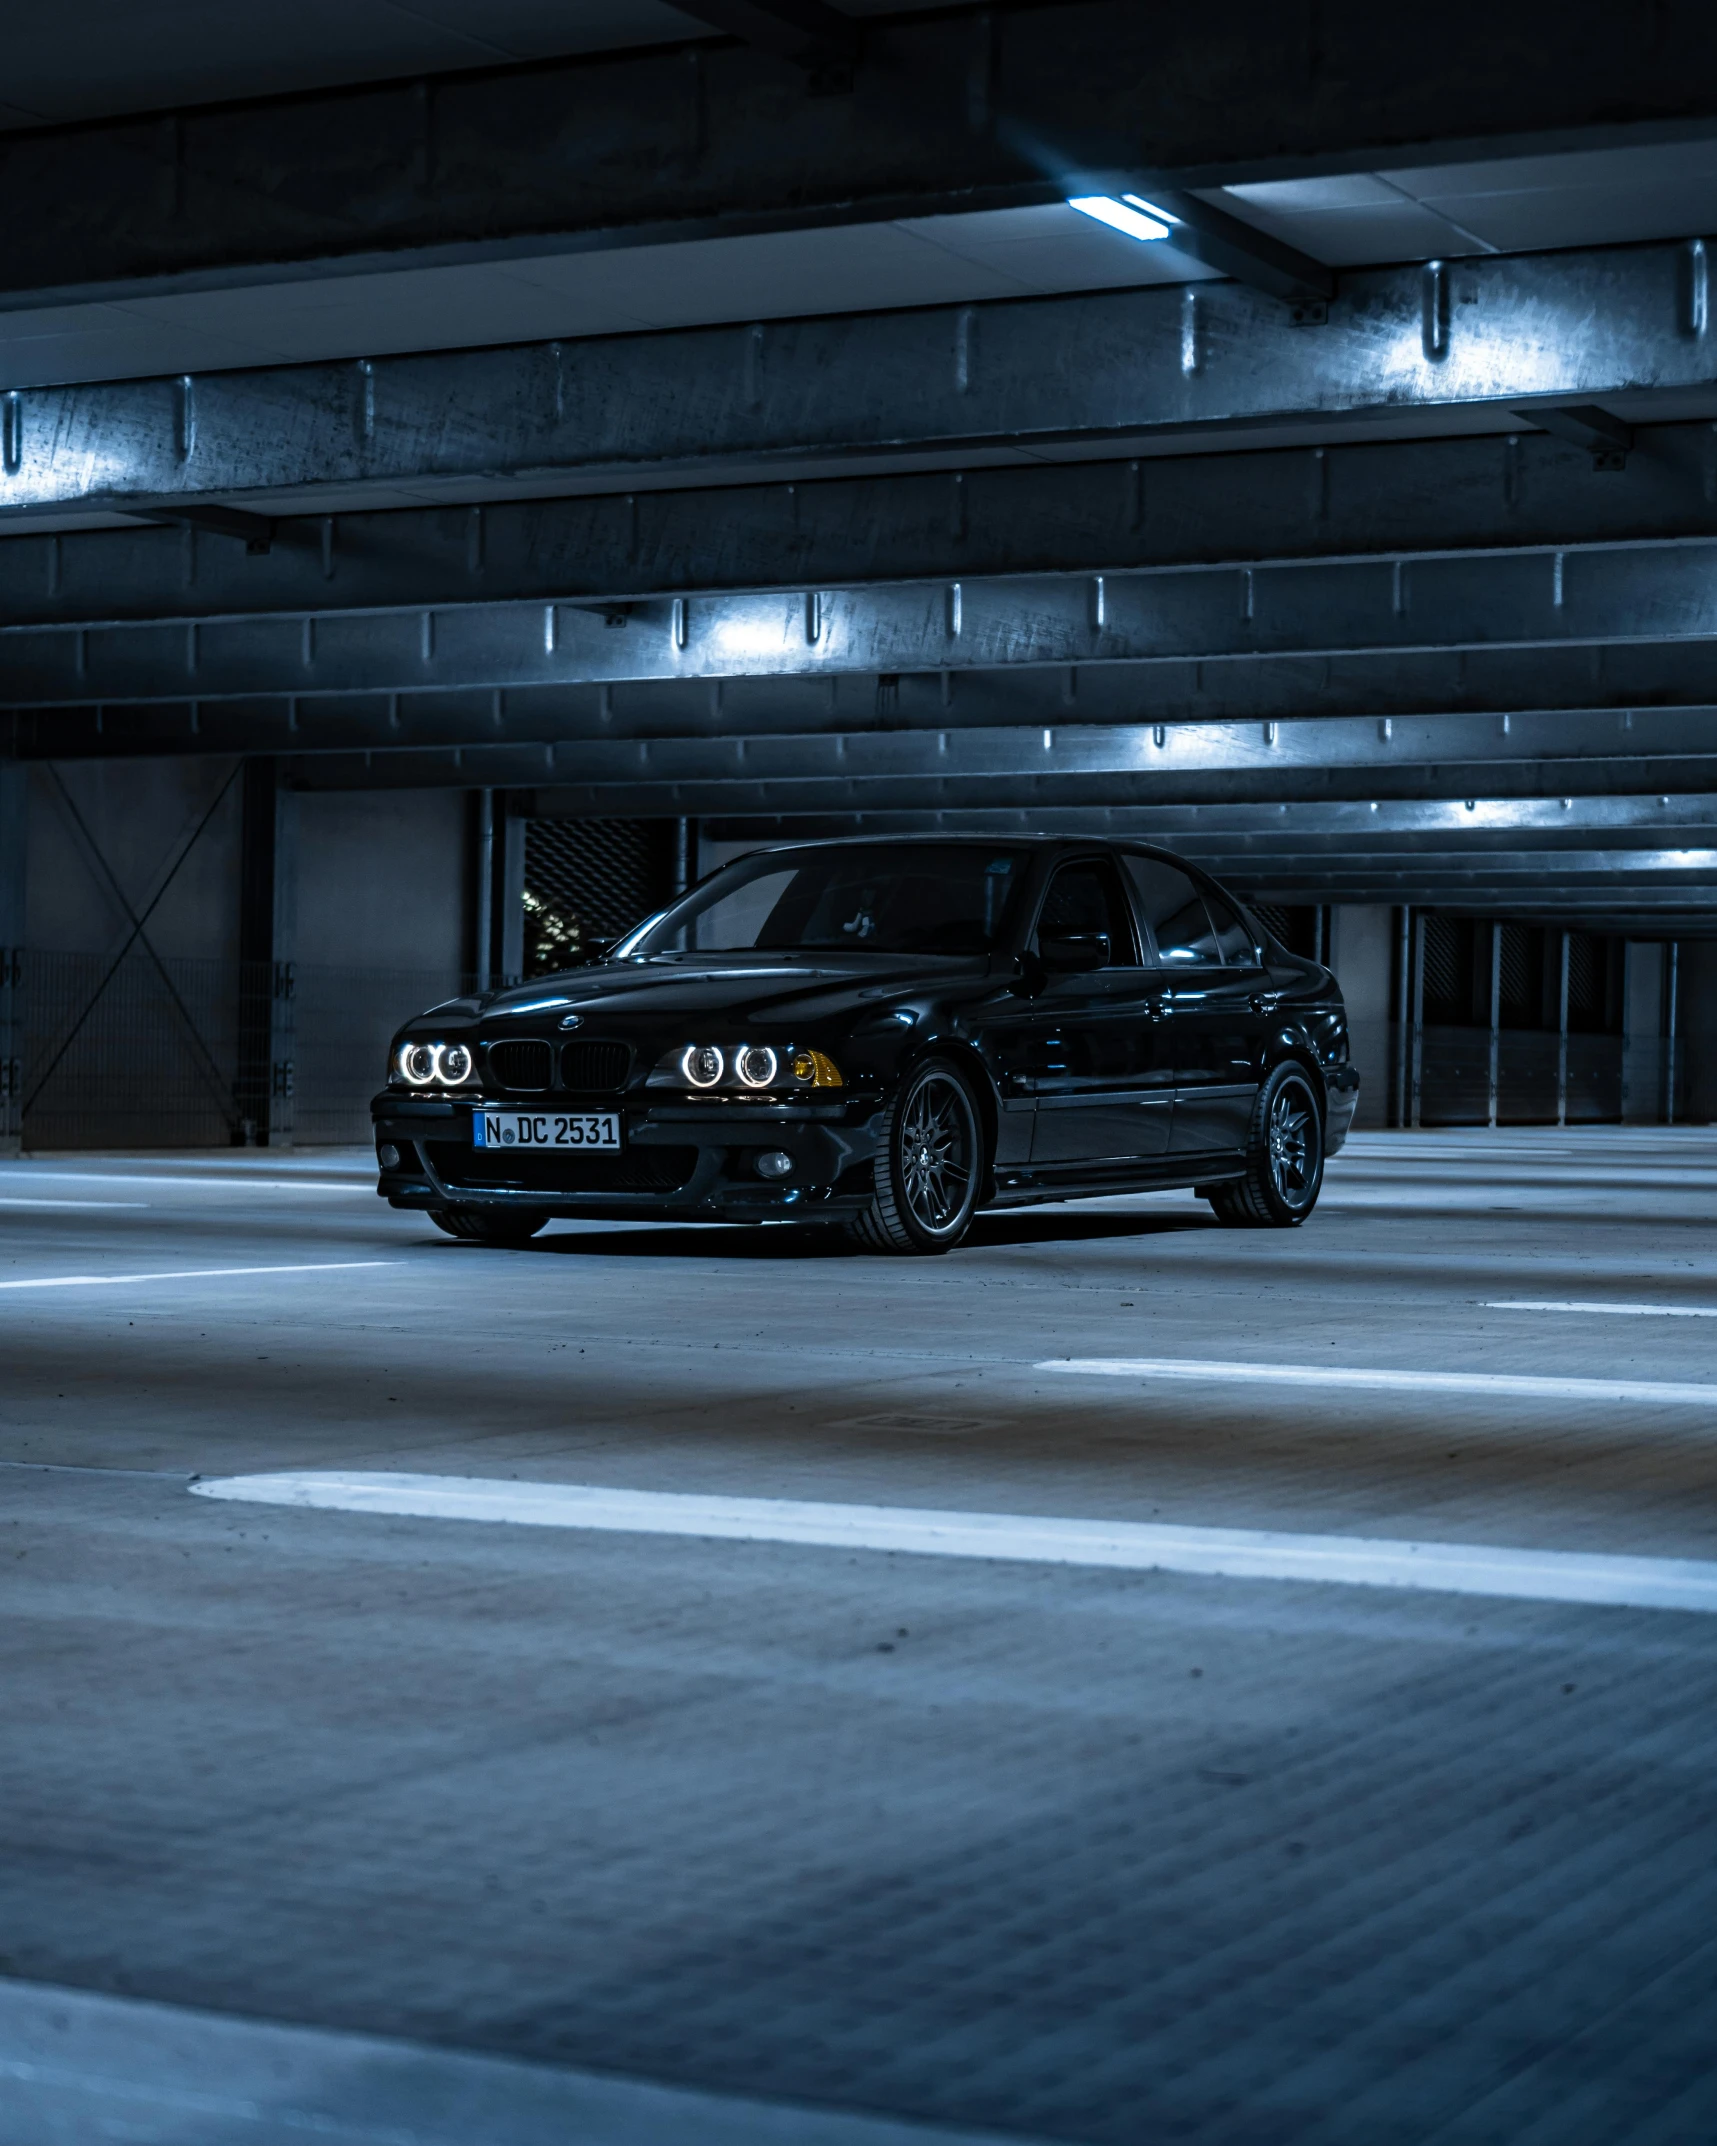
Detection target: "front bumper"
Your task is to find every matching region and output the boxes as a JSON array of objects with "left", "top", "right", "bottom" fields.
[{"left": 371, "top": 1090, "right": 886, "bottom": 1221}]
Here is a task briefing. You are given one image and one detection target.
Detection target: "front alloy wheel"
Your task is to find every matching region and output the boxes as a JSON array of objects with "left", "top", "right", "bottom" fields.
[
  {"left": 847, "top": 1058, "right": 984, "bottom": 1254},
  {"left": 1206, "top": 1064, "right": 1324, "bottom": 1228}
]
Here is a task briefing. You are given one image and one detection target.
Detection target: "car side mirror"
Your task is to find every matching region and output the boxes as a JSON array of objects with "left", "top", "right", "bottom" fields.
[{"left": 1037, "top": 933, "right": 1107, "bottom": 974}]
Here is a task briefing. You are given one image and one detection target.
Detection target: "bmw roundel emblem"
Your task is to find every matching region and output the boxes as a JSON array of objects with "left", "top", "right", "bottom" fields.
[{"left": 559, "top": 1012, "right": 583, "bottom": 1030}]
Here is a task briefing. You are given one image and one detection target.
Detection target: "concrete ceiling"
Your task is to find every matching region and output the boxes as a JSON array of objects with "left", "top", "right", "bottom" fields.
[
  {"left": 0, "top": 131, "right": 1713, "bottom": 394},
  {"left": 0, "top": 1, "right": 880, "bottom": 126}
]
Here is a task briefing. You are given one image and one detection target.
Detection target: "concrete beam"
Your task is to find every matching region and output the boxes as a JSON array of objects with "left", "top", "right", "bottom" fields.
[
  {"left": 3, "top": 6, "right": 1715, "bottom": 312},
  {"left": 17, "top": 642, "right": 1717, "bottom": 754},
  {"left": 0, "top": 245, "right": 1714, "bottom": 518},
  {"left": 14, "top": 425, "right": 1717, "bottom": 629},
  {"left": 15, "top": 538, "right": 1717, "bottom": 707},
  {"left": 189, "top": 704, "right": 1717, "bottom": 811}
]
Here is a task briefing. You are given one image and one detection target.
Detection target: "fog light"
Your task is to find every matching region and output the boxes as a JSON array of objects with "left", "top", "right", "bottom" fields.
[
  {"left": 756, "top": 1150, "right": 794, "bottom": 1179},
  {"left": 377, "top": 1142, "right": 401, "bottom": 1169}
]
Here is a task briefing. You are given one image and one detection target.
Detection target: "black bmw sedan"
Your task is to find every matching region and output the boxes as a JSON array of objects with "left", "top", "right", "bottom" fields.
[{"left": 373, "top": 837, "right": 1359, "bottom": 1254}]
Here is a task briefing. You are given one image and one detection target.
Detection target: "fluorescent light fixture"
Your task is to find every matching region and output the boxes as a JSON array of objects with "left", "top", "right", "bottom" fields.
[{"left": 1067, "top": 193, "right": 1178, "bottom": 242}]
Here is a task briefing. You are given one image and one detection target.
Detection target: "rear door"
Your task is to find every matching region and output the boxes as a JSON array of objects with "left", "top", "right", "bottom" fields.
[
  {"left": 1026, "top": 857, "right": 1173, "bottom": 1169},
  {"left": 1121, "top": 855, "right": 1267, "bottom": 1158}
]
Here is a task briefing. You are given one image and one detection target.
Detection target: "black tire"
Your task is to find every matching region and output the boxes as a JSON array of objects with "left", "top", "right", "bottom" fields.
[
  {"left": 845, "top": 1058, "right": 985, "bottom": 1255},
  {"left": 1205, "top": 1063, "right": 1324, "bottom": 1228},
  {"left": 429, "top": 1206, "right": 550, "bottom": 1245}
]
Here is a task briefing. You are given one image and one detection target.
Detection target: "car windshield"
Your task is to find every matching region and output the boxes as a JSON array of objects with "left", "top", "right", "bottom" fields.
[{"left": 626, "top": 845, "right": 1030, "bottom": 957}]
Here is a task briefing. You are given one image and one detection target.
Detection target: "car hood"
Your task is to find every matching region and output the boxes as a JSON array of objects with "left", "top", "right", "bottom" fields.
[{"left": 476, "top": 954, "right": 991, "bottom": 1028}]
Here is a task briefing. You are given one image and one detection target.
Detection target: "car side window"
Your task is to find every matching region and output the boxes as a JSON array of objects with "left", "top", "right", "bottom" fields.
[
  {"left": 1123, "top": 855, "right": 1219, "bottom": 964},
  {"left": 1033, "top": 859, "right": 1138, "bottom": 968},
  {"left": 1203, "top": 891, "right": 1260, "bottom": 967}
]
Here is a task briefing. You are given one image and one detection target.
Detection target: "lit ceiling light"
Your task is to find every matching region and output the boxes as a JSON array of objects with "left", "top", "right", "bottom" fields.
[{"left": 1067, "top": 194, "right": 1180, "bottom": 243}]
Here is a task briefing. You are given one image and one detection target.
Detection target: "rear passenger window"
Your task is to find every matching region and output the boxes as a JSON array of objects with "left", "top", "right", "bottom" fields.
[
  {"left": 1204, "top": 892, "right": 1260, "bottom": 967},
  {"left": 1123, "top": 856, "right": 1220, "bottom": 964}
]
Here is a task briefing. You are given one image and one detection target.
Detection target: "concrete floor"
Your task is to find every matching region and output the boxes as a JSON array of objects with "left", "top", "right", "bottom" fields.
[{"left": 3, "top": 1130, "right": 1717, "bottom": 2144}]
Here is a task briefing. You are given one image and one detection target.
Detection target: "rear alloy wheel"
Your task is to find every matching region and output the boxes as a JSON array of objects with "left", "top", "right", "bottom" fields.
[
  {"left": 429, "top": 1206, "right": 550, "bottom": 1245},
  {"left": 1205, "top": 1064, "right": 1324, "bottom": 1228},
  {"left": 846, "top": 1058, "right": 984, "bottom": 1254}
]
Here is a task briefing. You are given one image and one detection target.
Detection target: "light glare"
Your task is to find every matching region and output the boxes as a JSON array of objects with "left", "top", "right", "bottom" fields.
[
  {"left": 1067, "top": 194, "right": 1173, "bottom": 243},
  {"left": 1121, "top": 193, "right": 1179, "bottom": 225}
]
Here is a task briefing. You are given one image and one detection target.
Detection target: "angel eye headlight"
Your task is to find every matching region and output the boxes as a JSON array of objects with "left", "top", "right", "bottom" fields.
[
  {"left": 397, "top": 1041, "right": 438, "bottom": 1086},
  {"left": 735, "top": 1045, "right": 778, "bottom": 1090},
  {"left": 435, "top": 1042, "right": 475, "bottom": 1085},
  {"left": 682, "top": 1044, "right": 724, "bottom": 1089}
]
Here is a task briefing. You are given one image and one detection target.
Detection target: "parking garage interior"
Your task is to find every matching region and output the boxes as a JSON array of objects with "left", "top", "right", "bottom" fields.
[{"left": 6, "top": 7, "right": 1717, "bottom": 2142}]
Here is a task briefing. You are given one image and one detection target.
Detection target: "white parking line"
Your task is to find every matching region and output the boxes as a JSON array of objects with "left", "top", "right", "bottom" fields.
[
  {"left": 191, "top": 1473, "right": 1717, "bottom": 1613},
  {"left": 1039, "top": 1357, "right": 1717, "bottom": 1406},
  {"left": 0, "top": 1198, "right": 149, "bottom": 1210},
  {"left": 0, "top": 1973, "right": 1021, "bottom": 2146},
  {"left": 1485, "top": 1300, "right": 1717, "bottom": 1318},
  {"left": 0, "top": 1171, "right": 369, "bottom": 1193},
  {"left": 0, "top": 1261, "right": 401, "bottom": 1291}
]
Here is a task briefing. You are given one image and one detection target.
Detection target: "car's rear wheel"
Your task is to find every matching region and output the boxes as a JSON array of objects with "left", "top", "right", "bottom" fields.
[
  {"left": 1204, "top": 1064, "right": 1324, "bottom": 1228},
  {"left": 846, "top": 1058, "right": 984, "bottom": 1254},
  {"left": 430, "top": 1206, "right": 550, "bottom": 1245}
]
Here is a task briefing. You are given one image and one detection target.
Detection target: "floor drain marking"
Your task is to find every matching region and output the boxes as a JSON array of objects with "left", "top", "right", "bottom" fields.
[{"left": 190, "top": 1473, "right": 1717, "bottom": 1614}]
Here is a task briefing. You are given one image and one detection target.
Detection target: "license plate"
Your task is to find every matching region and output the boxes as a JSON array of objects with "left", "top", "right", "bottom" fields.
[{"left": 474, "top": 1111, "right": 621, "bottom": 1151}]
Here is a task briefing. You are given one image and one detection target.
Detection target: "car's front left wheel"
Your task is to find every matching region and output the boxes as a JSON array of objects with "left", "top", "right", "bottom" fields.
[
  {"left": 430, "top": 1206, "right": 550, "bottom": 1245},
  {"left": 846, "top": 1058, "right": 985, "bottom": 1254}
]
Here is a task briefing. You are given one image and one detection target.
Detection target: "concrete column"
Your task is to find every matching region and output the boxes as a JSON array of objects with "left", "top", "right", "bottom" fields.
[
  {"left": 1409, "top": 911, "right": 1426, "bottom": 1129},
  {"left": 472, "top": 789, "right": 494, "bottom": 992},
  {"left": 1325, "top": 905, "right": 1392, "bottom": 1129},
  {"left": 1556, "top": 931, "right": 1570, "bottom": 1128},
  {"left": 235, "top": 760, "right": 298, "bottom": 1147},
  {"left": 1620, "top": 941, "right": 1665, "bottom": 1125},
  {"left": 1486, "top": 921, "right": 1502, "bottom": 1129},
  {"left": 498, "top": 804, "right": 525, "bottom": 984},
  {"left": 1682, "top": 942, "right": 1717, "bottom": 1122},
  {"left": 0, "top": 762, "right": 24, "bottom": 1156}
]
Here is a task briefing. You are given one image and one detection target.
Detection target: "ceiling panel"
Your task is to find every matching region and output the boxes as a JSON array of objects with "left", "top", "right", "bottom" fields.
[
  {"left": 1214, "top": 134, "right": 1717, "bottom": 266},
  {"left": 0, "top": 209, "right": 1212, "bottom": 391},
  {"left": 0, "top": 0, "right": 947, "bottom": 128}
]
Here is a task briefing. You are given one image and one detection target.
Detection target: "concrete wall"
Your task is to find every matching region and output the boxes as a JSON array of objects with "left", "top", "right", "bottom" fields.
[
  {"left": 1327, "top": 905, "right": 1394, "bottom": 1128},
  {"left": 697, "top": 832, "right": 761, "bottom": 879},
  {"left": 25, "top": 759, "right": 242, "bottom": 959},
  {"left": 296, "top": 790, "right": 468, "bottom": 973}
]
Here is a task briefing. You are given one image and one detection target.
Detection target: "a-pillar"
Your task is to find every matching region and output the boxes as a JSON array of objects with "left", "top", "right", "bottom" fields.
[
  {"left": 234, "top": 759, "right": 298, "bottom": 1146},
  {"left": 0, "top": 762, "right": 24, "bottom": 1156}
]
